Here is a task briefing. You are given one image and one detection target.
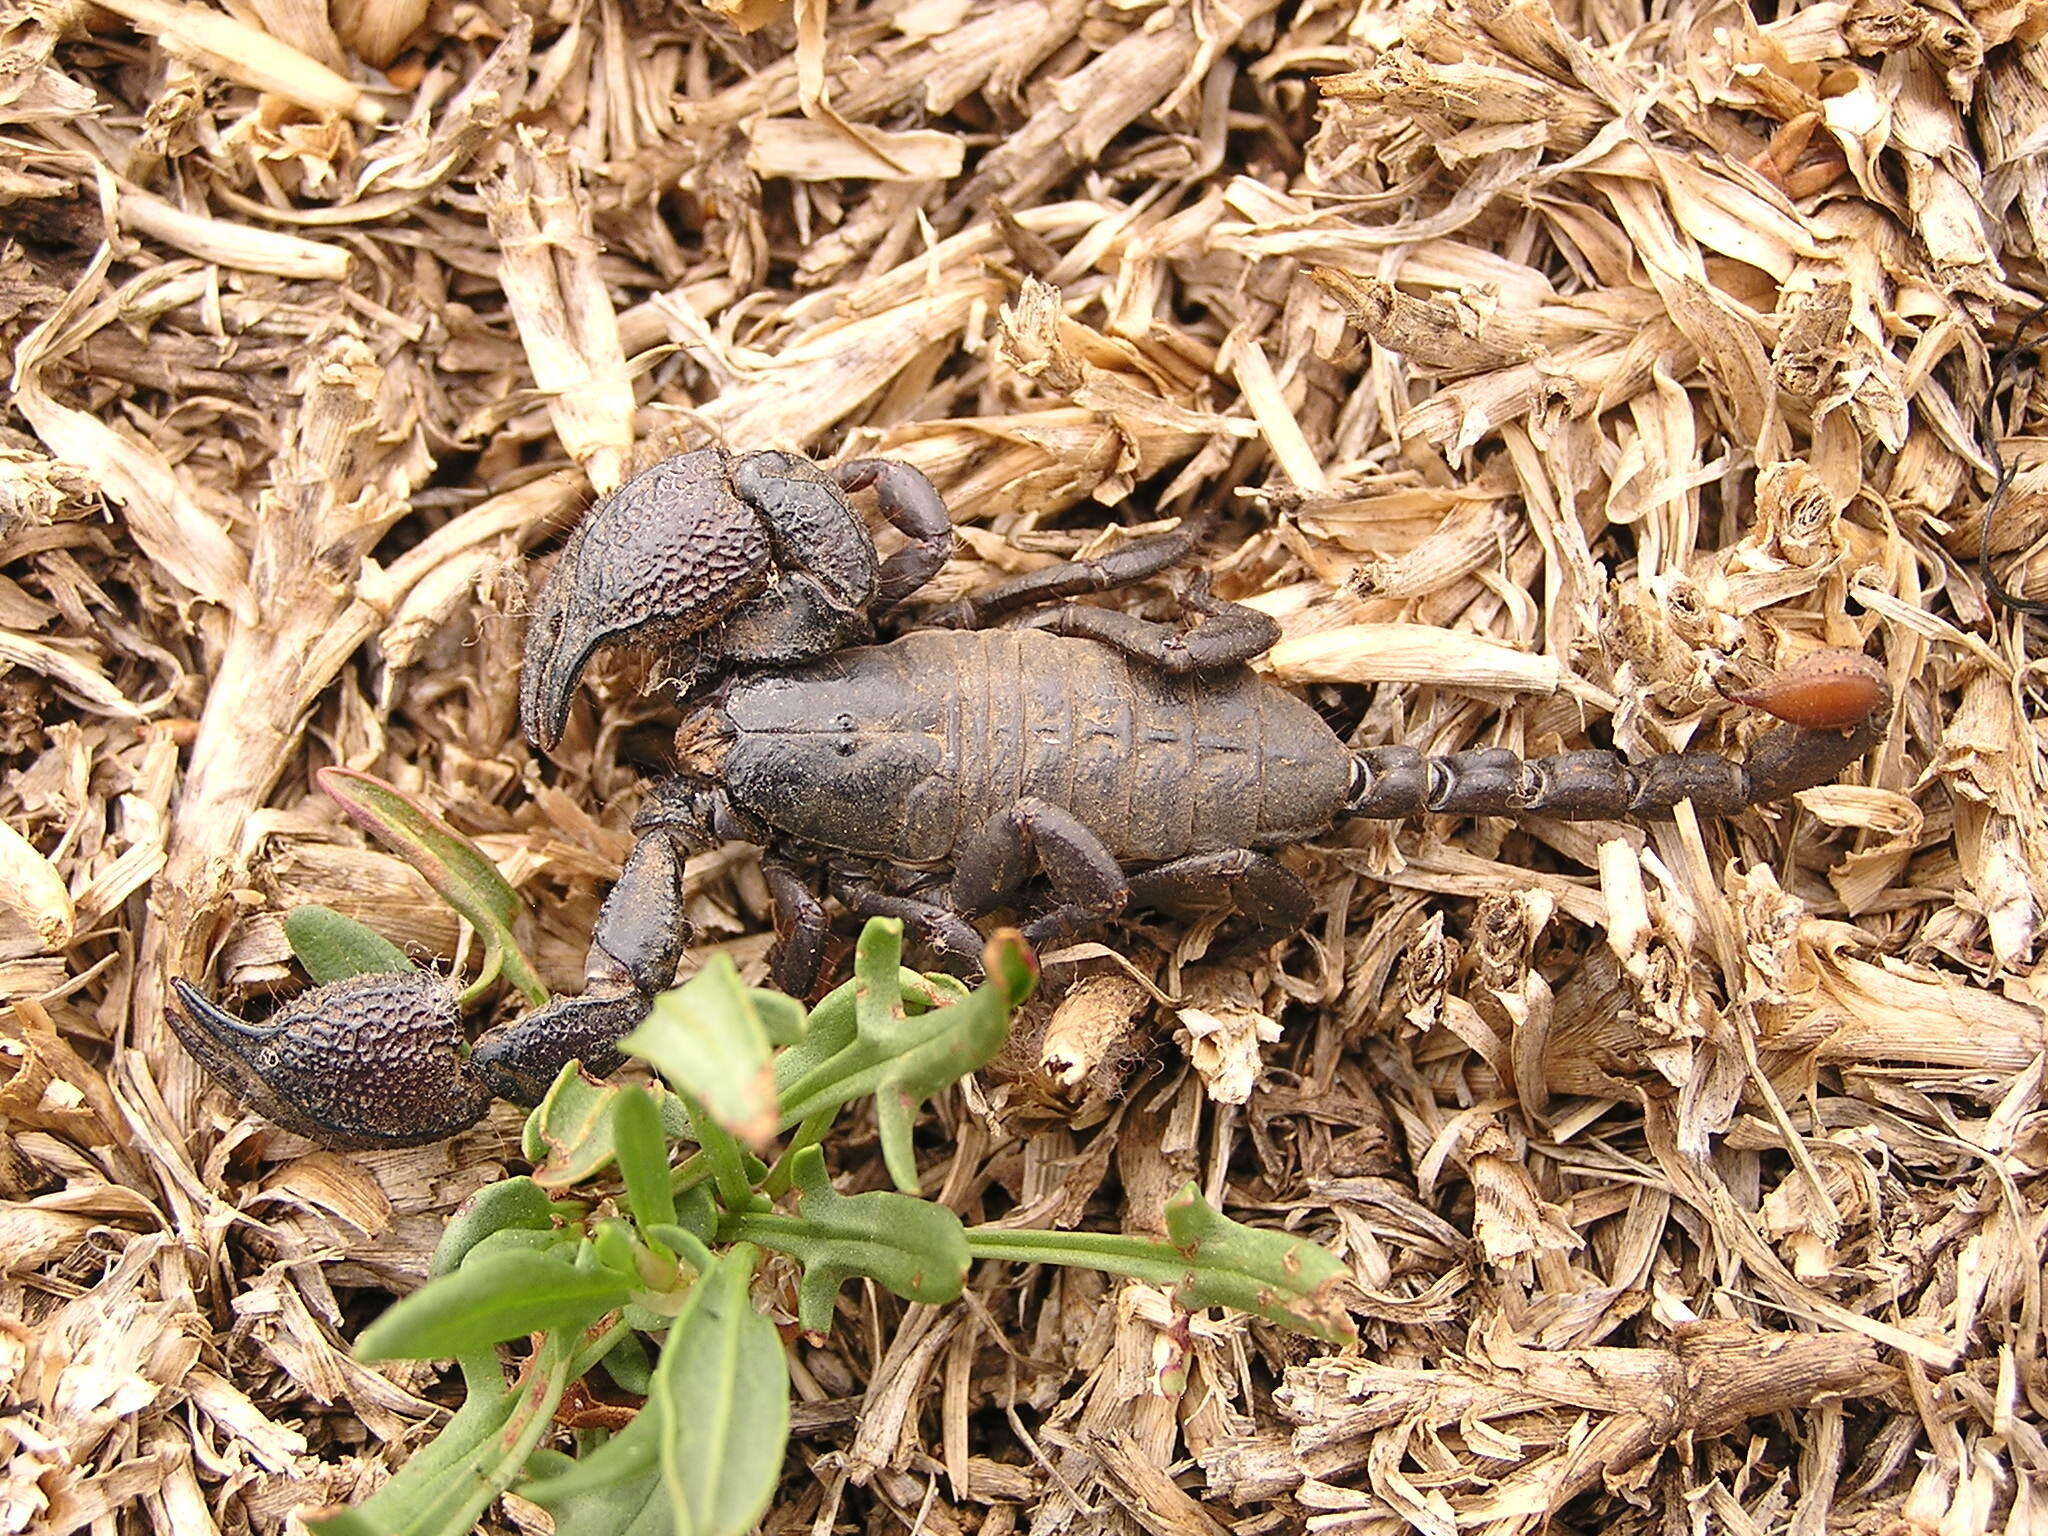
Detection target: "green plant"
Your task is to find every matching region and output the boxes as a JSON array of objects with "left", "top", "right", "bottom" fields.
[{"left": 289, "top": 774, "right": 1355, "bottom": 1536}]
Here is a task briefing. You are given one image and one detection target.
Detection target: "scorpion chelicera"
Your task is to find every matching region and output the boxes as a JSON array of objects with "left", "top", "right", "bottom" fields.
[{"left": 169, "top": 448, "right": 1892, "bottom": 1147}]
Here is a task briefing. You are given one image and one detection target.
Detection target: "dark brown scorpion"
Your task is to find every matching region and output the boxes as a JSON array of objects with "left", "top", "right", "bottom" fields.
[{"left": 169, "top": 448, "right": 1892, "bottom": 1147}]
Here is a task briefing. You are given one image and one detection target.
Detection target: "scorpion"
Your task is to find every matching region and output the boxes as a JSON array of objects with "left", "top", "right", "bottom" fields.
[{"left": 169, "top": 448, "right": 1893, "bottom": 1148}]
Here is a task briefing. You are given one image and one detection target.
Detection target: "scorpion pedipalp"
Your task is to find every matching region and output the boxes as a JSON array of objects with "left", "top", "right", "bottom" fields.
[
  {"left": 167, "top": 972, "right": 493, "bottom": 1149},
  {"left": 521, "top": 450, "right": 776, "bottom": 752},
  {"left": 168, "top": 822, "right": 697, "bottom": 1142},
  {"left": 521, "top": 449, "right": 955, "bottom": 753},
  {"left": 467, "top": 819, "right": 699, "bottom": 1104},
  {"left": 468, "top": 990, "right": 648, "bottom": 1105}
]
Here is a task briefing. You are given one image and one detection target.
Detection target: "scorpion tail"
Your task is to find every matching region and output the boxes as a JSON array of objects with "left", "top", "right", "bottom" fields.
[{"left": 1341, "top": 650, "right": 1891, "bottom": 823}]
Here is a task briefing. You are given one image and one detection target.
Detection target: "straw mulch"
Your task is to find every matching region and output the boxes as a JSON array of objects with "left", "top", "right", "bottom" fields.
[{"left": 3, "top": 0, "right": 2046, "bottom": 1531}]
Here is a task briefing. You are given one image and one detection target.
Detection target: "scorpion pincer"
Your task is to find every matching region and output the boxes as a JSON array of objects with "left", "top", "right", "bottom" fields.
[{"left": 169, "top": 450, "right": 1893, "bottom": 1148}]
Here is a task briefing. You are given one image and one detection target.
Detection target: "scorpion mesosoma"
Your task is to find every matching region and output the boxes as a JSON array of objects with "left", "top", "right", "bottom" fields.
[{"left": 169, "top": 449, "right": 1892, "bottom": 1147}]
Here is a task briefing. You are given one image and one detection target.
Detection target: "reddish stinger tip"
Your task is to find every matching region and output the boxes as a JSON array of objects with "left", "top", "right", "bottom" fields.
[{"left": 1726, "top": 648, "right": 1891, "bottom": 732}]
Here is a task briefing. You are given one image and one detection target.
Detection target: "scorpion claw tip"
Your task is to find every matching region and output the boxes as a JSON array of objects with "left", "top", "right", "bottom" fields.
[
  {"left": 518, "top": 633, "right": 590, "bottom": 753},
  {"left": 518, "top": 579, "right": 610, "bottom": 753},
  {"left": 169, "top": 975, "right": 273, "bottom": 1043},
  {"left": 168, "top": 971, "right": 494, "bottom": 1150}
]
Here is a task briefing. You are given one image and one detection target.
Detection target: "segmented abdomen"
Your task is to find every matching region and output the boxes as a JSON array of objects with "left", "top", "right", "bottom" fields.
[{"left": 720, "top": 628, "right": 1349, "bottom": 864}]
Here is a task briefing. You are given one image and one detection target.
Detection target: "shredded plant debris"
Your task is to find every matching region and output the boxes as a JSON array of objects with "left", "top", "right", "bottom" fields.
[{"left": 1, "top": 0, "right": 2044, "bottom": 1532}]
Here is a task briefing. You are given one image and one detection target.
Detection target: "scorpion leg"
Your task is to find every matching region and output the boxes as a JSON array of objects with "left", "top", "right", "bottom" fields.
[
  {"left": 1016, "top": 590, "right": 1280, "bottom": 673},
  {"left": 1017, "top": 903, "right": 1108, "bottom": 951},
  {"left": 952, "top": 797, "right": 1131, "bottom": 924},
  {"left": 1125, "top": 849, "right": 1315, "bottom": 954},
  {"left": 923, "top": 518, "right": 1211, "bottom": 628},
  {"left": 833, "top": 459, "right": 955, "bottom": 611},
  {"left": 764, "top": 861, "right": 831, "bottom": 999},
  {"left": 469, "top": 826, "right": 691, "bottom": 1104},
  {"left": 830, "top": 869, "right": 985, "bottom": 976}
]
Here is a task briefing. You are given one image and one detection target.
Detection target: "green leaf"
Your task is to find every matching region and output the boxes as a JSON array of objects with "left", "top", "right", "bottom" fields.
[
  {"left": 356, "top": 1250, "right": 632, "bottom": 1362},
  {"left": 769, "top": 978, "right": 860, "bottom": 1094},
  {"left": 679, "top": 1094, "right": 766, "bottom": 1218},
  {"left": 964, "top": 1186, "right": 1357, "bottom": 1345},
  {"left": 653, "top": 1245, "right": 790, "bottom": 1536},
  {"left": 599, "top": 1330, "right": 655, "bottom": 1395},
  {"left": 674, "top": 1183, "right": 719, "bottom": 1246},
  {"left": 318, "top": 766, "right": 546, "bottom": 1006},
  {"left": 749, "top": 986, "right": 808, "bottom": 1047},
  {"left": 771, "top": 957, "right": 959, "bottom": 1100},
  {"left": 539, "top": 1467, "right": 673, "bottom": 1536},
  {"left": 525, "top": 1063, "right": 625, "bottom": 1189},
  {"left": 614, "top": 1085, "right": 677, "bottom": 1233},
  {"left": 451, "top": 1227, "right": 579, "bottom": 1271},
  {"left": 646, "top": 1222, "right": 715, "bottom": 1278},
  {"left": 525, "top": 1410, "right": 673, "bottom": 1536},
  {"left": 522, "top": 1404, "right": 659, "bottom": 1507},
  {"left": 303, "top": 1371, "right": 519, "bottom": 1536},
  {"left": 310, "top": 1320, "right": 590, "bottom": 1536},
  {"left": 777, "top": 923, "right": 1036, "bottom": 1191},
  {"left": 621, "top": 954, "right": 779, "bottom": 1149},
  {"left": 1163, "top": 1183, "right": 1355, "bottom": 1343},
  {"left": 591, "top": 1218, "right": 640, "bottom": 1279},
  {"left": 284, "top": 905, "right": 416, "bottom": 983},
  {"left": 431, "top": 1177, "right": 564, "bottom": 1278},
  {"left": 853, "top": 913, "right": 906, "bottom": 1043},
  {"left": 726, "top": 1147, "right": 969, "bottom": 1333}
]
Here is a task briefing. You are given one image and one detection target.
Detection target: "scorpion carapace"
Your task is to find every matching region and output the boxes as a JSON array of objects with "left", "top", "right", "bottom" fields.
[{"left": 168, "top": 449, "right": 1893, "bottom": 1146}]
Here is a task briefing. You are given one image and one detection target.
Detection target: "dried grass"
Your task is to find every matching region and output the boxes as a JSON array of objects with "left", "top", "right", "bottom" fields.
[{"left": 2, "top": 0, "right": 2045, "bottom": 1532}]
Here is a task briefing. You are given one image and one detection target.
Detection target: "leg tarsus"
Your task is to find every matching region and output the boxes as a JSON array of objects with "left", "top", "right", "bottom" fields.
[
  {"left": 831, "top": 870, "right": 984, "bottom": 976},
  {"left": 1020, "top": 902, "right": 1114, "bottom": 951},
  {"left": 1127, "top": 848, "right": 1313, "bottom": 954},
  {"left": 763, "top": 862, "right": 830, "bottom": 999}
]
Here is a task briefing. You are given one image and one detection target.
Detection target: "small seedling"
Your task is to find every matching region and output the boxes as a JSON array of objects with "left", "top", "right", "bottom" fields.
[{"left": 282, "top": 774, "right": 1353, "bottom": 1536}]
